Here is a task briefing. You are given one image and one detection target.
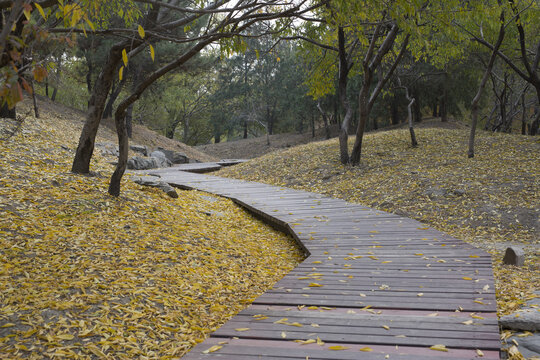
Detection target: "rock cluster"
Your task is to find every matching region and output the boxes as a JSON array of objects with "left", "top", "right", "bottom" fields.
[{"left": 95, "top": 142, "right": 190, "bottom": 170}]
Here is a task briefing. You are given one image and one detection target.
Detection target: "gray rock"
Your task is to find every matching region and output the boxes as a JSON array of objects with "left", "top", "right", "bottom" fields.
[
  {"left": 130, "top": 144, "right": 148, "bottom": 156},
  {"left": 149, "top": 151, "right": 173, "bottom": 168},
  {"left": 96, "top": 142, "right": 119, "bottom": 157},
  {"left": 503, "top": 246, "right": 525, "bottom": 267},
  {"left": 127, "top": 156, "right": 159, "bottom": 170},
  {"left": 506, "top": 333, "right": 540, "bottom": 359},
  {"left": 134, "top": 178, "right": 178, "bottom": 198},
  {"left": 499, "top": 310, "right": 540, "bottom": 332},
  {"left": 156, "top": 147, "right": 189, "bottom": 164}
]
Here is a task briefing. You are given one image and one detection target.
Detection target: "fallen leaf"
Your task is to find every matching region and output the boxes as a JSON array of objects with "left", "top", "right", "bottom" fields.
[
  {"left": 203, "top": 345, "right": 222, "bottom": 354},
  {"left": 328, "top": 345, "right": 349, "bottom": 350},
  {"left": 429, "top": 344, "right": 448, "bottom": 352}
]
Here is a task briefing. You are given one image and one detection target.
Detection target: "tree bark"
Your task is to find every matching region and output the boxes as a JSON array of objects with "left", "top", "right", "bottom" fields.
[
  {"left": 350, "top": 25, "right": 407, "bottom": 165},
  {"left": 72, "top": 42, "right": 129, "bottom": 174},
  {"left": 468, "top": 13, "right": 505, "bottom": 158},
  {"left": 337, "top": 26, "right": 352, "bottom": 164},
  {"left": 103, "top": 78, "right": 125, "bottom": 118},
  {"left": 109, "top": 38, "right": 213, "bottom": 195},
  {"left": 405, "top": 88, "right": 417, "bottom": 147}
]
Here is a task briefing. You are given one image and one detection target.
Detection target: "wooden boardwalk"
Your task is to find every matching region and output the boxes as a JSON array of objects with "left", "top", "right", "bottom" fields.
[{"left": 153, "top": 170, "right": 500, "bottom": 359}]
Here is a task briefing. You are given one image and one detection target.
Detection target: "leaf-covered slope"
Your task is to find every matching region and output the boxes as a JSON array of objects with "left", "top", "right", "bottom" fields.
[
  {"left": 219, "top": 127, "right": 539, "bottom": 315},
  {"left": 0, "top": 101, "right": 302, "bottom": 358}
]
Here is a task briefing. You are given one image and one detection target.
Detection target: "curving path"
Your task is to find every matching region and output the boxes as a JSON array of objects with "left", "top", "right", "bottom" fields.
[{"left": 152, "top": 169, "right": 500, "bottom": 359}]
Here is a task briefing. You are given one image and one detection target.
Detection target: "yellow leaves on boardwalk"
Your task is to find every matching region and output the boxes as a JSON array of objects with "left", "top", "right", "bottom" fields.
[
  {"left": 0, "top": 106, "right": 302, "bottom": 358},
  {"left": 219, "top": 126, "right": 539, "bottom": 316}
]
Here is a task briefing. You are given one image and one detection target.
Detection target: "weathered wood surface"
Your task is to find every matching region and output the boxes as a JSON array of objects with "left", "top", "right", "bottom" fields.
[{"left": 153, "top": 170, "right": 500, "bottom": 359}]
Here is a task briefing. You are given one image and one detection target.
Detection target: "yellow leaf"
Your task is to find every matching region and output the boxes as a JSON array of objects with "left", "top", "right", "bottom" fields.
[
  {"left": 417, "top": 293, "right": 424, "bottom": 297},
  {"left": 122, "top": 49, "right": 128, "bottom": 66},
  {"left": 281, "top": 331, "right": 287, "bottom": 338},
  {"left": 235, "top": 328, "right": 250, "bottom": 332},
  {"left": 149, "top": 44, "right": 155, "bottom": 62},
  {"left": 316, "top": 337, "right": 324, "bottom": 345},
  {"left": 288, "top": 322, "right": 303, "bottom": 327},
  {"left": 119, "top": 66, "right": 124, "bottom": 81},
  {"left": 309, "top": 283, "right": 323, "bottom": 287},
  {"left": 203, "top": 345, "right": 222, "bottom": 354},
  {"left": 476, "top": 349, "right": 484, "bottom": 357},
  {"left": 295, "top": 339, "right": 316, "bottom": 345},
  {"left": 462, "top": 277, "right": 473, "bottom": 280},
  {"left": 312, "top": 261, "right": 322, "bottom": 264},
  {"left": 1, "top": 323, "right": 15, "bottom": 328},
  {"left": 328, "top": 345, "right": 349, "bottom": 350},
  {"left": 382, "top": 325, "right": 390, "bottom": 330},
  {"left": 57, "top": 334, "right": 74, "bottom": 340},
  {"left": 254, "top": 316, "right": 268, "bottom": 320},
  {"left": 34, "top": 3, "right": 46, "bottom": 19},
  {"left": 359, "top": 347, "right": 373, "bottom": 352},
  {"left": 138, "top": 25, "right": 145, "bottom": 38},
  {"left": 462, "top": 320, "right": 473, "bottom": 325},
  {"left": 23, "top": 9, "right": 31, "bottom": 20},
  {"left": 469, "top": 255, "right": 479, "bottom": 258},
  {"left": 429, "top": 344, "right": 448, "bottom": 352}
]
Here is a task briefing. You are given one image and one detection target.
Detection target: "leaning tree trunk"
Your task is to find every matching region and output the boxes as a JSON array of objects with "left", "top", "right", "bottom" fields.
[
  {"left": 72, "top": 42, "right": 126, "bottom": 174},
  {"left": 468, "top": 13, "right": 505, "bottom": 158},
  {"left": 109, "top": 38, "right": 212, "bottom": 195}
]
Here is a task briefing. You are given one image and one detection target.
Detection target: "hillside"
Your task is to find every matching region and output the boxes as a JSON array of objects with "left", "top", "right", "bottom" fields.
[
  {"left": 196, "top": 118, "right": 467, "bottom": 160},
  {"left": 219, "top": 126, "right": 540, "bottom": 317},
  {"left": 34, "top": 96, "right": 217, "bottom": 163},
  {"left": 0, "top": 98, "right": 301, "bottom": 358}
]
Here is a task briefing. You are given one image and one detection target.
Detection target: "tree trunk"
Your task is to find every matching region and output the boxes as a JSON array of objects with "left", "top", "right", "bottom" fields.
[
  {"left": 72, "top": 42, "right": 126, "bottom": 174},
  {"left": 405, "top": 89, "right": 417, "bottom": 147},
  {"left": 125, "top": 103, "right": 133, "bottom": 138},
  {"left": 350, "top": 71, "right": 371, "bottom": 165},
  {"left": 432, "top": 100, "right": 438, "bottom": 117},
  {"left": 243, "top": 120, "right": 248, "bottom": 138},
  {"left": 108, "top": 107, "right": 129, "bottom": 197},
  {"left": 468, "top": 13, "right": 505, "bottom": 158},
  {"left": 350, "top": 24, "right": 405, "bottom": 165},
  {"left": 103, "top": 78, "right": 125, "bottom": 118},
  {"left": 50, "top": 57, "right": 62, "bottom": 102},
  {"left": 337, "top": 26, "right": 352, "bottom": 164}
]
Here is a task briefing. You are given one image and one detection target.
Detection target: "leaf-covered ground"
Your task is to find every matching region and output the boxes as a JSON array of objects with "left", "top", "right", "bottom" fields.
[
  {"left": 219, "top": 127, "right": 539, "bottom": 317},
  {"left": 0, "top": 102, "right": 303, "bottom": 358}
]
